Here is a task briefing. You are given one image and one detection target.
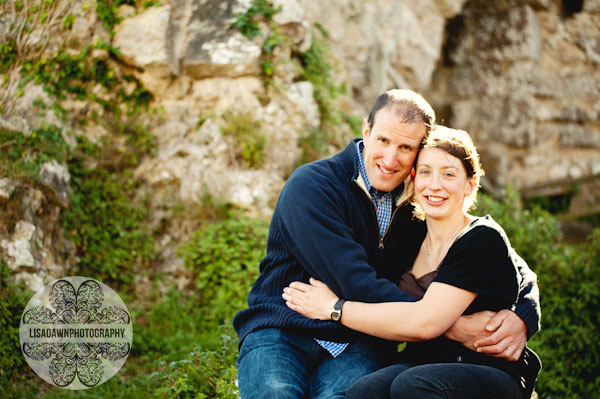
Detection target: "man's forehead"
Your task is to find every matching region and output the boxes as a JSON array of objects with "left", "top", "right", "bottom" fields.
[{"left": 374, "top": 123, "right": 426, "bottom": 143}]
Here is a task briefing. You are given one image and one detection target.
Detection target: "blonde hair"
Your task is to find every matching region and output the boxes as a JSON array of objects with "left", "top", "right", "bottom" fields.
[{"left": 411, "top": 125, "right": 485, "bottom": 220}]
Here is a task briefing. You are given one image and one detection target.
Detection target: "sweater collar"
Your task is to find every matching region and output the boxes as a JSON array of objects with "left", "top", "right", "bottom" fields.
[{"left": 350, "top": 139, "right": 409, "bottom": 206}]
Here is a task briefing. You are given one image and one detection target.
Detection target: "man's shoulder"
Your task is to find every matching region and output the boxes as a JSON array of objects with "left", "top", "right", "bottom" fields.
[{"left": 288, "top": 140, "right": 359, "bottom": 185}]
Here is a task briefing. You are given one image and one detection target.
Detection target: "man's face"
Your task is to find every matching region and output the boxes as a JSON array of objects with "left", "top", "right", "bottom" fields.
[{"left": 361, "top": 108, "right": 426, "bottom": 192}]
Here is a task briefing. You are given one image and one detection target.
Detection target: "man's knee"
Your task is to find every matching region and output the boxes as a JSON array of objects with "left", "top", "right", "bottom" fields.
[
  {"left": 240, "top": 378, "right": 304, "bottom": 399},
  {"left": 237, "top": 329, "right": 311, "bottom": 399}
]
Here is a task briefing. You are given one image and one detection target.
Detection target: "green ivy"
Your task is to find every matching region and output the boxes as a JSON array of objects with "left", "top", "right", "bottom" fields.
[
  {"left": 475, "top": 190, "right": 600, "bottom": 398},
  {"left": 0, "top": 39, "right": 17, "bottom": 74},
  {"left": 0, "top": 262, "right": 34, "bottom": 392},
  {"left": 220, "top": 112, "right": 266, "bottom": 169},
  {"left": 151, "top": 324, "right": 239, "bottom": 399},
  {"left": 0, "top": 125, "right": 69, "bottom": 180},
  {"left": 299, "top": 24, "right": 347, "bottom": 127},
  {"left": 232, "top": 0, "right": 285, "bottom": 85},
  {"left": 60, "top": 135, "right": 154, "bottom": 292},
  {"left": 95, "top": 0, "right": 134, "bottom": 35},
  {"left": 231, "top": 0, "right": 281, "bottom": 40},
  {"left": 178, "top": 217, "right": 269, "bottom": 328},
  {"left": 19, "top": 41, "right": 152, "bottom": 113}
]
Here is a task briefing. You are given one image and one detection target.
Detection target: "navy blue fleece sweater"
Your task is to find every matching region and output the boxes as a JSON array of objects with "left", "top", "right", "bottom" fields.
[{"left": 233, "top": 140, "right": 540, "bottom": 346}]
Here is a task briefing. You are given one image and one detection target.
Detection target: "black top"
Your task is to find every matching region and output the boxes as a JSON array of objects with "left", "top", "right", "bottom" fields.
[{"left": 397, "top": 215, "right": 540, "bottom": 397}]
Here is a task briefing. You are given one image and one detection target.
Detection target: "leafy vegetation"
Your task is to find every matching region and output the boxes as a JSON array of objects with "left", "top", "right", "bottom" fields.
[
  {"left": 179, "top": 217, "right": 269, "bottom": 328},
  {"left": 294, "top": 24, "right": 356, "bottom": 164},
  {"left": 62, "top": 136, "right": 155, "bottom": 291},
  {"left": 0, "top": 125, "right": 68, "bottom": 180},
  {"left": 95, "top": 0, "right": 160, "bottom": 36},
  {"left": 0, "top": 262, "right": 34, "bottom": 394},
  {"left": 220, "top": 112, "right": 266, "bottom": 169},
  {"left": 232, "top": 0, "right": 286, "bottom": 85},
  {"left": 151, "top": 325, "right": 240, "bottom": 399},
  {"left": 231, "top": 0, "right": 281, "bottom": 40},
  {"left": 476, "top": 191, "right": 600, "bottom": 398},
  {"left": 298, "top": 24, "right": 346, "bottom": 127}
]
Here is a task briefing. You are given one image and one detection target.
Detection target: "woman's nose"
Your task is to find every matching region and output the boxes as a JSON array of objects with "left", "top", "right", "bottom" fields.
[{"left": 429, "top": 173, "right": 442, "bottom": 189}]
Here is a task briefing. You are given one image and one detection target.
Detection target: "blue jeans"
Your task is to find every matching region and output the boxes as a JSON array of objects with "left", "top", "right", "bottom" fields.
[
  {"left": 346, "top": 362, "right": 523, "bottom": 399},
  {"left": 237, "top": 328, "right": 393, "bottom": 399}
]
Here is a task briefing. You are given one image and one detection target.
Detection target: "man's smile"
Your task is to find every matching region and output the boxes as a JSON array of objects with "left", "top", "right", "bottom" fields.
[{"left": 377, "top": 165, "right": 397, "bottom": 175}]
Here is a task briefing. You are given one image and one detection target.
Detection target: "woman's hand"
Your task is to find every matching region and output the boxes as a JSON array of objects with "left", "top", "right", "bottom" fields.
[{"left": 282, "top": 278, "right": 338, "bottom": 320}]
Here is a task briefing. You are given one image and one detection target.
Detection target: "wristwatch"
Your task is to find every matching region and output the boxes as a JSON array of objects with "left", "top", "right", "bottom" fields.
[{"left": 330, "top": 299, "right": 346, "bottom": 322}]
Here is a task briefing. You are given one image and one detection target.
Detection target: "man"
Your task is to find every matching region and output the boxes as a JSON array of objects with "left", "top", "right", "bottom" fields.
[{"left": 233, "top": 89, "right": 540, "bottom": 399}]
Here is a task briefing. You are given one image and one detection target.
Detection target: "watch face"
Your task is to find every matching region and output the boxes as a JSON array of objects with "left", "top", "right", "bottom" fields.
[{"left": 331, "top": 310, "right": 341, "bottom": 321}]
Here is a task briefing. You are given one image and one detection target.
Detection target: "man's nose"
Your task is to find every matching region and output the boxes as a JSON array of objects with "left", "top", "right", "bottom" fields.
[{"left": 382, "top": 148, "right": 398, "bottom": 168}]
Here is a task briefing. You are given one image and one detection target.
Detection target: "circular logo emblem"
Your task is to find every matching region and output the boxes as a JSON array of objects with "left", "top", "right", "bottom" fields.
[{"left": 19, "top": 276, "right": 133, "bottom": 389}]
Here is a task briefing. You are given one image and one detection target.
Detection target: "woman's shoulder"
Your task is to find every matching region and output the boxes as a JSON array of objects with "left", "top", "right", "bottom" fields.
[{"left": 461, "top": 215, "right": 510, "bottom": 247}]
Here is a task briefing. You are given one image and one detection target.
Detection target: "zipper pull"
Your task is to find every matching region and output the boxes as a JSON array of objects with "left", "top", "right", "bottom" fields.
[{"left": 379, "top": 238, "right": 384, "bottom": 249}]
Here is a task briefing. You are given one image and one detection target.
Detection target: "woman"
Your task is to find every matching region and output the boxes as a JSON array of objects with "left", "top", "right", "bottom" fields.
[{"left": 282, "top": 126, "right": 540, "bottom": 399}]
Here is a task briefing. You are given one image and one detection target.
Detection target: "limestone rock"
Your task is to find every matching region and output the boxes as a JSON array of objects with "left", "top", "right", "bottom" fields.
[
  {"left": 1, "top": 221, "right": 36, "bottom": 270},
  {"left": 12, "top": 272, "right": 45, "bottom": 293},
  {"left": 478, "top": 145, "right": 508, "bottom": 187},
  {"left": 191, "top": 77, "right": 263, "bottom": 114},
  {"left": 113, "top": 6, "right": 178, "bottom": 75},
  {"left": 0, "top": 178, "right": 16, "bottom": 202},
  {"left": 471, "top": 6, "right": 542, "bottom": 63},
  {"left": 285, "top": 81, "right": 319, "bottom": 127},
  {"left": 273, "top": 0, "right": 311, "bottom": 52},
  {"left": 584, "top": 0, "right": 600, "bottom": 12},
  {"left": 39, "top": 160, "right": 71, "bottom": 208},
  {"left": 304, "top": 0, "right": 468, "bottom": 99},
  {"left": 559, "top": 125, "right": 600, "bottom": 148},
  {"left": 181, "top": 0, "right": 262, "bottom": 78}
]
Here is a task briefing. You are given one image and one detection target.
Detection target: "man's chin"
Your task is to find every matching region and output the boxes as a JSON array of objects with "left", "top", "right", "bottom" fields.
[{"left": 372, "top": 181, "right": 402, "bottom": 193}]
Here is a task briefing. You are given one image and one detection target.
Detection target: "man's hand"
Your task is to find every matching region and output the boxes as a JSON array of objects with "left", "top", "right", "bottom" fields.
[
  {"left": 444, "top": 310, "right": 495, "bottom": 351},
  {"left": 474, "top": 309, "right": 527, "bottom": 361},
  {"left": 445, "top": 309, "right": 527, "bottom": 361}
]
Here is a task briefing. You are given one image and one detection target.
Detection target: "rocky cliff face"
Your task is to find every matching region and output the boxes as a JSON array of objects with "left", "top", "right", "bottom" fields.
[
  {"left": 305, "top": 0, "right": 600, "bottom": 212},
  {"left": 1, "top": 0, "right": 598, "bottom": 290}
]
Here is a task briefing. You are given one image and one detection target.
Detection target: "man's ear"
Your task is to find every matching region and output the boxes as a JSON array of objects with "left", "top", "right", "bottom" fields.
[{"left": 362, "top": 118, "right": 370, "bottom": 141}]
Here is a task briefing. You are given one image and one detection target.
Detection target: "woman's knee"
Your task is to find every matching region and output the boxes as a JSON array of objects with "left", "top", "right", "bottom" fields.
[
  {"left": 389, "top": 368, "right": 438, "bottom": 399},
  {"left": 346, "top": 375, "right": 390, "bottom": 399},
  {"left": 346, "top": 364, "right": 412, "bottom": 399}
]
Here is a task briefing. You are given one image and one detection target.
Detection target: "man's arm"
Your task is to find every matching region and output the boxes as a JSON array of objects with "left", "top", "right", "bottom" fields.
[
  {"left": 510, "top": 253, "right": 541, "bottom": 338},
  {"left": 276, "top": 166, "right": 415, "bottom": 304}
]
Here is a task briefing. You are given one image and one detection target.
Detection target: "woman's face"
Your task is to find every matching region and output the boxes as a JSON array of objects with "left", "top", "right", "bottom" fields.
[{"left": 414, "top": 147, "right": 476, "bottom": 221}]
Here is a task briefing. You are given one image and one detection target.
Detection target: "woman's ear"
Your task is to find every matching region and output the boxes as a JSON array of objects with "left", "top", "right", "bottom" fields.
[
  {"left": 464, "top": 176, "right": 477, "bottom": 196},
  {"left": 411, "top": 169, "right": 416, "bottom": 180}
]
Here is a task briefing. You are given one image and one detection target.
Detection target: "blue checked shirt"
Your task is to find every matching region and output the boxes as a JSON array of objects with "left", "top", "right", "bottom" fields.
[{"left": 315, "top": 140, "right": 397, "bottom": 357}]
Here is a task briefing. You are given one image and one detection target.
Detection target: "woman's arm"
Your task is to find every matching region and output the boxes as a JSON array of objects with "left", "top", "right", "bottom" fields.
[{"left": 283, "top": 278, "right": 477, "bottom": 342}]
